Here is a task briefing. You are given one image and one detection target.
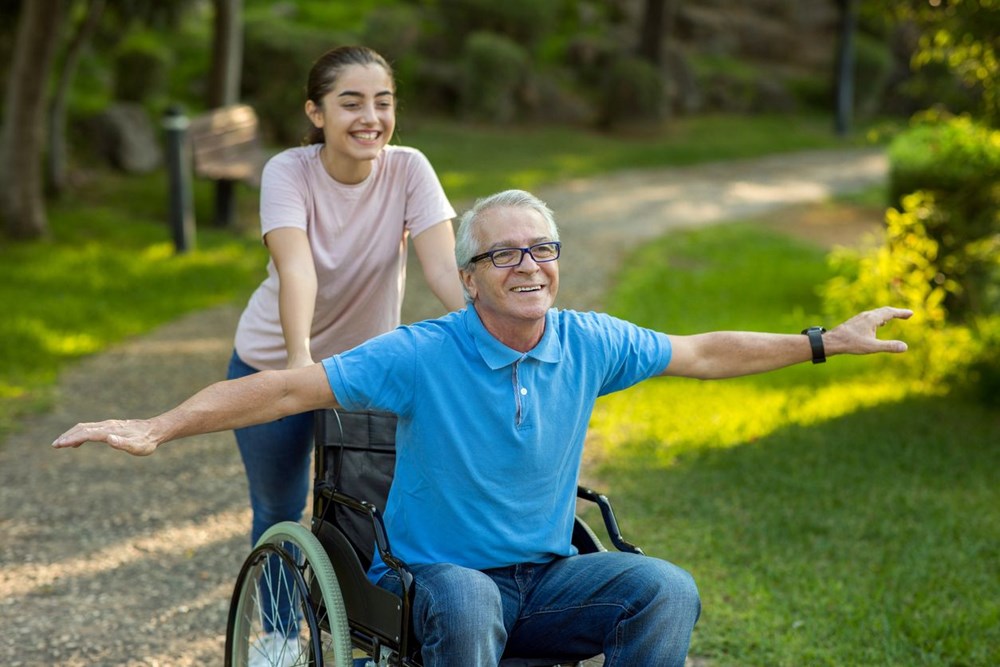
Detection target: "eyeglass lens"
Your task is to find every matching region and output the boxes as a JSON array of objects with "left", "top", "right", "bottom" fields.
[{"left": 491, "top": 243, "right": 560, "bottom": 267}]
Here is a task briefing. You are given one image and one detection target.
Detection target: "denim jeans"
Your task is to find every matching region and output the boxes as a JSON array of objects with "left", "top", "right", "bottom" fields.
[
  {"left": 378, "top": 552, "right": 700, "bottom": 667},
  {"left": 228, "top": 350, "right": 315, "bottom": 635}
]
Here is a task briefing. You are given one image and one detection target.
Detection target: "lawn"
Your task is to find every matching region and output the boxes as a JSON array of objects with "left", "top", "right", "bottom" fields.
[{"left": 582, "top": 223, "right": 999, "bottom": 666}]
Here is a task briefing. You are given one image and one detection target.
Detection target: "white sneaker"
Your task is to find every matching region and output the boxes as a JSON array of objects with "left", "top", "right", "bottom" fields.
[{"left": 248, "top": 632, "right": 304, "bottom": 667}]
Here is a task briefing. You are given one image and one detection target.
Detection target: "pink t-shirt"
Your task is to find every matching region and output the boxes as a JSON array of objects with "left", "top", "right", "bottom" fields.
[{"left": 233, "top": 144, "right": 455, "bottom": 370}]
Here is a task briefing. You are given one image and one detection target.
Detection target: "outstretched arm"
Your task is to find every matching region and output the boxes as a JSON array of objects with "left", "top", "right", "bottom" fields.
[
  {"left": 52, "top": 364, "right": 338, "bottom": 456},
  {"left": 662, "top": 307, "right": 912, "bottom": 379}
]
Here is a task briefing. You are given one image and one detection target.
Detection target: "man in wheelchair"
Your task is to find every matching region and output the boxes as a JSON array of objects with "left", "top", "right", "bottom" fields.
[{"left": 55, "top": 189, "right": 912, "bottom": 666}]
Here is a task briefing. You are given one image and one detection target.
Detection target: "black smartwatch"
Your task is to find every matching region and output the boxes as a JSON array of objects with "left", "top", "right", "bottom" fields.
[{"left": 801, "top": 326, "right": 827, "bottom": 364}]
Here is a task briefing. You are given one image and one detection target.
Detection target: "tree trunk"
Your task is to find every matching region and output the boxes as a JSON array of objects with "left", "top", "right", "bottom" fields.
[
  {"left": 208, "top": 0, "right": 243, "bottom": 107},
  {"left": 208, "top": 0, "right": 244, "bottom": 228},
  {"left": 834, "top": 0, "right": 857, "bottom": 136},
  {"left": 0, "top": 0, "right": 66, "bottom": 240},
  {"left": 47, "top": 0, "right": 106, "bottom": 198},
  {"left": 637, "top": 0, "right": 668, "bottom": 66}
]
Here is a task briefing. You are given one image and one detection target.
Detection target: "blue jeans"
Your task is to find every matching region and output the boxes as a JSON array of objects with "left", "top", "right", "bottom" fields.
[
  {"left": 228, "top": 350, "right": 314, "bottom": 635},
  {"left": 378, "top": 552, "right": 700, "bottom": 666}
]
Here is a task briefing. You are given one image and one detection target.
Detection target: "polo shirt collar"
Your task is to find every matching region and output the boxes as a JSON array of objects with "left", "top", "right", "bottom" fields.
[{"left": 463, "top": 307, "right": 562, "bottom": 369}]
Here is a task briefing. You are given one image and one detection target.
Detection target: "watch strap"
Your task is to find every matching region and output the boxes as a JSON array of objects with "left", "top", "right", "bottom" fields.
[{"left": 801, "top": 326, "right": 827, "bottom": 364}]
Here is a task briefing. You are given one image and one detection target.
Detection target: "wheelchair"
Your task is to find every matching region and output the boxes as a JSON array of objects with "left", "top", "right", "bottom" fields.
[{"left": 225, "top": 409, "right": 644, "bottom": 666}]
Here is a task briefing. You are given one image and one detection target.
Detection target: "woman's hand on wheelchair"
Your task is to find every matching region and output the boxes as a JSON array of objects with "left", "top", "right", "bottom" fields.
[{"left": 52, "top": 419, "right": 159, "bottom": 456}]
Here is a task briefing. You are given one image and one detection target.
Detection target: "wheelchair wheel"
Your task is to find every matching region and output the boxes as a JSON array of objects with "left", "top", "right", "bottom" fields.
[{"left": 226, "top": 521, "right": 352, "bottom": 666}]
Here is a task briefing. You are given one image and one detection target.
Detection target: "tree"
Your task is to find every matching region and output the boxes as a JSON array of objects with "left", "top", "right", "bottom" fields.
[
  {"left": 47, "top": 0, "right": 106, "bottom": 197},
  {"left": 881, "top": 0, "right": 1000, "bottom": 126},
  {"left": 0, "top": 0, "right": 67, "bottom": 239},
  {"left": 834, "top": 0, "right": 858, "bottom": 136},
  {"left": 636, "top": 0, "right": 679, "bottom": 67},
  {"left": 208, "top": 0, "right": 242, "bottom": 108},
  {"left": 207, "top": 0, "right": 244, "bottom": 228}
]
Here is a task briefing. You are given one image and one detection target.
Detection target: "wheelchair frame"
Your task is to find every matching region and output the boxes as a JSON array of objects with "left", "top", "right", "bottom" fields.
[{"left": 225, "top": 409, "right": 643, "bottom": 667}]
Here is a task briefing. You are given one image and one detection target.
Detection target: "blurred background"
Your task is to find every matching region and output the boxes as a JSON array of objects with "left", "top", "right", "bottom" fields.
[{"left": 1, "top": 2, "right": 997, "bottom": 666}]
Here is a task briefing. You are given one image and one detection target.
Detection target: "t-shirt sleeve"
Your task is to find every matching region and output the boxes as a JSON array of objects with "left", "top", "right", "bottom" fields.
[
  {"left": 259, "top": 151, "right": 309, "bottom": 238},
  {"left": 590, "top": 313, "right": 672, "bottom": 395},
  {"left": 402, "top": 149, "right": 456, "bottom": 237},
  {"left": 322, "top": 328, "right": 417, "bottom": 415}
]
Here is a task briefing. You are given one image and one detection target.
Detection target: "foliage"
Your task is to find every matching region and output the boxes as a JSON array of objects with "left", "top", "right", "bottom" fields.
[
  {"left": 597, "top": 54, "right": 667, "bottom": 129},
  {"left": 822, "top": 192, "right": 975, "bottom": 385},
  {"left": 888, "top": 114, "right": 1000, "bottom": 320},
  {"left": 824, "top": 113, "right": 999, "bottom": 399},
  {"left": 587, "top": 222, "right": 999, "bottom": 666},
  {"left": 458, "top": 31, "right": 529, "bottom": 123},
  {"left": 888, "top": 112, "right": 1000, "bottom": 202},
  {"left": 428, "top": 0, "right": 560, "bottom": 55},
  {"left": 112, "top": 29, "right": 172, "bottom": 105},
  {"left": 241, "top": 17, "right": 354, "bottom": 144},
  {"left": 881, "top": 0, "right": 1000, "bottom": 125}
]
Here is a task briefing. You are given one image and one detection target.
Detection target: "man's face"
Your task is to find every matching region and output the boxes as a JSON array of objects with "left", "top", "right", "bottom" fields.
[{"left": 461, "top": 206, "right": 559, "bottom": 335}]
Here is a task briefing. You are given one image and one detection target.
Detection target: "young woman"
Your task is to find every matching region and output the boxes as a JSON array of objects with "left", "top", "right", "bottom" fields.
[{"left": 226, "top": 45, "right": 465, "bottom": 664}]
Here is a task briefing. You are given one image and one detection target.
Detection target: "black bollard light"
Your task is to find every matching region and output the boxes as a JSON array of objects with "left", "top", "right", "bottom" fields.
[{"left": 163, "top": 105, "right": 196, "bottom": 253}]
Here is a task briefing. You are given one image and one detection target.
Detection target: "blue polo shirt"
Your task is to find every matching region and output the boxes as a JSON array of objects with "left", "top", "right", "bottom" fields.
[{"left": 323, "top": 307, "right": 671, "bottom": 583}]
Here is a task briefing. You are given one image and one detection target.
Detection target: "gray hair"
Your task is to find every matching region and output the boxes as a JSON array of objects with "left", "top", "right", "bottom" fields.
[{"left": 455, "top": 190, "right": 560, "bottom": 304}]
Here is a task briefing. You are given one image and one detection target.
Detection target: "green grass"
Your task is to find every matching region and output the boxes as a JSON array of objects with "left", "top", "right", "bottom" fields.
[
  {"left": 0, "top": 171, "right": 267, "bottom": 436},
  {"left": 582, "top": 223, "right": 999, "bottom": 666}
]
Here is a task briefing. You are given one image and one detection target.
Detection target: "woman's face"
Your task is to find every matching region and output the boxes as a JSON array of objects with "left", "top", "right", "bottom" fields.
[{"left": 306, "top": 63, "right": 396, "bottom": 182}]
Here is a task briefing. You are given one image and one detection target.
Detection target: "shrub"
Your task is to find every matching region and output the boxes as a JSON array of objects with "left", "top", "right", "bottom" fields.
[
  {"left": 598, "top": 55, "right": 667, "bottom": 129},
  {"left": 459, "top": 31, "right": 529, "bottom": 123},
  {"left": 823, "top": 192, "right": 970, "bottom": 386},
  {"left": 888, "top": 113, "right": 1000, "bottom": 203},
  {"left": 113, "top": 31, "right": 171, "bottom": 106},
  {"left": 433, "top": 0, "right": 559, "bottom": 55},
  {"left": 886, "top": 114, "right": 1000, "bottom": 321}
]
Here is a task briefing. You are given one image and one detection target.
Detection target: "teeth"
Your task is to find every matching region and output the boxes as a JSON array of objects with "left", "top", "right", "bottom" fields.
[
  {"left": 353, "top": 131, "right": 379, "bottom": 140},
  {"left": 513, "top": 286, "right": 541, "bottom": 292}
]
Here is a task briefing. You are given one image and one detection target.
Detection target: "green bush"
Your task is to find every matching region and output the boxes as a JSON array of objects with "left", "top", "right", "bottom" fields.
[
  {"left": 113, "top": 31, "right": 171, "bottom": 105},
  {"left": 888, "top": 114, "right": 1000, "bottom": 203},
  {"left": 241, "top": 19, "right": 355, "bottom": 145},
  {"left": 459, "top": 31, "right": 529, "bottom": 123},
  {"left": 822, "top": 190, "right": 999, "bottom": 400},
  {"left": 433, "top": 0, "right": 559, "bottom": 55},
  {"left": 598, "top": 55, "right": 667, "bottom": 129},
  {"left": 886, "top": 114, "right": 1000, "bottom": 320}
]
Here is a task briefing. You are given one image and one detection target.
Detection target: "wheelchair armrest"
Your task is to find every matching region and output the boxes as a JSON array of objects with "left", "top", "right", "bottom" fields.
[
  {"left": 314, "top": 482, "right": 414, "bottom": 586},
  {"left": 577, "top": 485, "right": 644, "bottom": 555}
]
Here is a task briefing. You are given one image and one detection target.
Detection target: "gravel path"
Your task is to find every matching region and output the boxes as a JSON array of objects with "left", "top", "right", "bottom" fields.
[{"left": 0, "top": 147, "right": 887, "bottom": 666}]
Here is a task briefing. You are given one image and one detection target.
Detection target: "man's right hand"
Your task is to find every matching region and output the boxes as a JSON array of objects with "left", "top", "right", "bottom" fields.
[{"left": 52, "top": 419, "right": 159, "bottom": 456}]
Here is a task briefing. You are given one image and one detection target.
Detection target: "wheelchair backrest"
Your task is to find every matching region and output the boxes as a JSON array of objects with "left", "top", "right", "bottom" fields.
[{"left": 314, "top": 409, "right": 398, "bottom": 570}]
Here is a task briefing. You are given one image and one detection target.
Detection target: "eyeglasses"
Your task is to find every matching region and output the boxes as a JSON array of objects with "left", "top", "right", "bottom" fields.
[{"left": 469, "top": 242, "right": 561, "bottom": 268}]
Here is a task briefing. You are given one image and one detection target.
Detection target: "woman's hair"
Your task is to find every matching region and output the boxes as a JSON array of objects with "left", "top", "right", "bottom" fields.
[
  {"left": 455, "top": 189, "right": 560, "bottom": 302},
  {"left": 303, "top": 45, "right": 395, "bottom": 145}
]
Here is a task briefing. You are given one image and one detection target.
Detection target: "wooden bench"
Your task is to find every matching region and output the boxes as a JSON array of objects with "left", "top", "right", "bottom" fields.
[{"left": 188, "top": 104, "right": 263, "bottom": 226}]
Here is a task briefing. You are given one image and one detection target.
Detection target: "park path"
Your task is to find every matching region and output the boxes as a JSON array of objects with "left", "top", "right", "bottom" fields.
[{"left": 0, "top": 147, "right": 886, "bottom": 666}]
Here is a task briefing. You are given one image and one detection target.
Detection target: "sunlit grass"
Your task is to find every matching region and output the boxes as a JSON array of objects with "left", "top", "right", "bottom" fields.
[
  {"left": 0, "top": 171, "right": 267, "bottom": 436},
  {"left": 589, "top": 375, "right": 918, "bottom": 467},
  {"left": 583, "top": 222, "right": 999, "bottom": 666}
]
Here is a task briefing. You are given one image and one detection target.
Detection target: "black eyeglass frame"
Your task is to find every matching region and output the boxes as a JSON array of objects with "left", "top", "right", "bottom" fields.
[{"left": 468, "top": 241, "right": 562, "bottom": 268}]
